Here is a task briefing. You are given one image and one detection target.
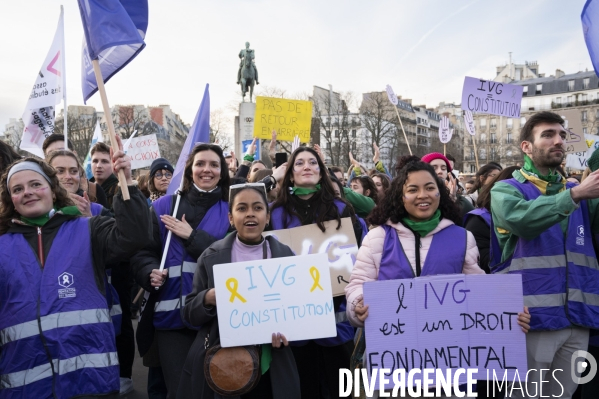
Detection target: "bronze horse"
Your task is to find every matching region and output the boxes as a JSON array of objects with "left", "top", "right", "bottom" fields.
[{"left": 240, "top": 55, "right": 256, "bottom": 103}]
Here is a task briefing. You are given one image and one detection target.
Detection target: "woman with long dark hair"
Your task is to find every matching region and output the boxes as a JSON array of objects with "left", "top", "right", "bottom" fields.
[
  {"left": 131, "top": 143, "right": 231, "bottom": 397},
  {"left": 269, "top": 146, "right": 363, "bottom": 399}
]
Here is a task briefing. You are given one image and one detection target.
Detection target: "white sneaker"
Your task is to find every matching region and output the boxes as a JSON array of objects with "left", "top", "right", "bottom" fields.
[{"left": 119, "top": 377, "right": 134, "bottom": 395}]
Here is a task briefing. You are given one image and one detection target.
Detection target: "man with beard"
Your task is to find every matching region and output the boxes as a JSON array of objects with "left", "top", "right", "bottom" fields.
[{"left": 490, "top": 111, "right": 599, "bottom": 397}]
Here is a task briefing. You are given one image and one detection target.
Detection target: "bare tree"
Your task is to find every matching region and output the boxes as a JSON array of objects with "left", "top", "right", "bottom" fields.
[
  {"left": 210, "top": 109, "right": 234, "bottom": 151},
  {"left": 311, "top": 89, "right": 357, "bottom": 169},
  {"left": 112, "top": 105, "right": 148, "bottom": 139},
  {"left": 54, "top": 111, "right": 99, "bottom": 163},
  {"left": 359, "top": 92, "right": 399, "bottom": 170}
]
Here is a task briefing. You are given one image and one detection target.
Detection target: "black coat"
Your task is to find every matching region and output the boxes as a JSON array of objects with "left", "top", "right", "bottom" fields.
[{"left": 177, "top": 233, "right": 301, "bottom": 399}]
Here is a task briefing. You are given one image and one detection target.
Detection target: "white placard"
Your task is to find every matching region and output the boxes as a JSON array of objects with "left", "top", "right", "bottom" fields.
[
  {"left": 214, "top": 253, "right": 337, "bottom": 347},
  {"left": 126, "top": 133, "right": 161, "bottom": 170},
  {"left": 386, "top": 84, "right": 398, "bottom": 105}
]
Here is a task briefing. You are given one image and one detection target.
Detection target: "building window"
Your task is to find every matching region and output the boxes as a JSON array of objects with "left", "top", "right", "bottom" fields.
[
  {"left": 351, "top": 129, "right": 357, "bottom": 138},
  {"left": 470, "top": 164, "right": 476, "bottom": 173},
  {"left": 480, "top": 134, "right": 487, "bottom": 144},
  {"left": 583, "top": 127, "right": 588, "bottom": 134},
  {"left": 326, "top": 142, "right": 331, "bottom": 149},
  {"left": 536, "top": 84, "right": 542, "bottom": 95},
  {"left": 507, "top": 132, "right": 513, "bottom": 143},
  {"left": 351, "top": 142, "right": 357, "bottom": 151},
  {"left": 491, "top": 118, "right": 497, "bottom": 128},
  {"left": 523, "top": 86, "right": 528, "bottom": 94},
  {"left": 480, "top": 149, "right": 487, "bottom": 160},
  {"left": 491, "top": 133, "right": 497, "bottom": 143},
  {"left": 567, "top": 95, "right": 573, "bottom": 105},
  {"left": 583, "top": 111, "right": 588, "bottom": 121},
  {"left": 507, "top": 118, "right": 513, "bottom": 128},
  {"left": 568, "top": 80, "right": 575, "bottom": 91},
  {"left": 584, "top": 78, "right": 590, "bottom": 89},
  {"left": 470, "top": 148, "right": 474, "bottom": 159},
  {"left": 556, "top": 97, "right": 562, "bottom": 105},
  {"left": 582, "top": 94, "right": 588, "bottom": 103},
  {"left": 491, "top": 147, "right": 497, "bottom": 160},
  {"left": 334, "top": 130, "right": 339, "bottom": 138},
  {"left": 520, "top": 117, "right": 526, "bottom": 126},
  {"left": 480, "top": 118, "right": 487, "bottom": 128}
]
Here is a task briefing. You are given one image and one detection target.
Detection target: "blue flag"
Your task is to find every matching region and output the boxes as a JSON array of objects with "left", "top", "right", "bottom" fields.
[
  {"left": 583, "top": 0, "right": 599, "bottom": 76},
  {"left": 78, "top": 0, "right": 148, "bottom": 103},
  {"left": 167, "top": 84, "right": 211, "bottom": 196}
]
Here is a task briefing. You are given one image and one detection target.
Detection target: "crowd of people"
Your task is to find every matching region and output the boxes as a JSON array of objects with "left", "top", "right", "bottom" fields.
[{"left": 0, "top": 110, "right": 597, "bottom": 399}]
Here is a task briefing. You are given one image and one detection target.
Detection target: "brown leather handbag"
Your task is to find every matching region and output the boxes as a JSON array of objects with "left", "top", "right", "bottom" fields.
[{"left": 204, "top": 345, "right": 261, "bottom": 396}]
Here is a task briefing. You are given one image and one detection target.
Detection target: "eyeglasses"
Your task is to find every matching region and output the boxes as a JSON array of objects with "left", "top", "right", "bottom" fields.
[
  {"left": 229, "top": 182, "right": 267, "bottom": 198},
  {"left": 155, "top": 172, "right": 173, "bottom": 179}
]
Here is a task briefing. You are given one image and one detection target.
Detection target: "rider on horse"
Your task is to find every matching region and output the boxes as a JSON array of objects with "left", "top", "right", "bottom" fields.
[{"left": 237, "top": 42, "right": 259, "bottom": 85}]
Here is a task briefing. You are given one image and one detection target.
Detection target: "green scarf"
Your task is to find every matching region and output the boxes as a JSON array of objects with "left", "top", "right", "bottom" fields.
[
  {"left": 522, "top": 155, "right": 562, "bottom": 183},
  {"left": 401, "top": 209, "right": 442, "bottom": 237},
  {"left": 292, "top": 184, "right": 321, "bottom": 196},
  {"left": 21, "top": 206, "right": 81, "bottom": 227}
]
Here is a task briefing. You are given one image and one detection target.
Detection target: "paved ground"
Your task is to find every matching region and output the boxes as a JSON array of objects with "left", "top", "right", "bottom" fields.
[{"left": 121, "top": 319, "right": 151, "bottom": 399}]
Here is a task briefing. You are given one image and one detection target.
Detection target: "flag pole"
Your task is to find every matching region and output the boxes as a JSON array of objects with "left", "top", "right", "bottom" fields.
[
  {"left": 393, "top": 107, "right": 412, "bottom": 155},
  {"left": 91, "top": 60, "right": 130, "bottom": 200},
  {"left": 155, "top": 176, "right": 184, "bottom": 290},
  {"left": 61, "top": 5, "right": 68, "bottom": 145}
]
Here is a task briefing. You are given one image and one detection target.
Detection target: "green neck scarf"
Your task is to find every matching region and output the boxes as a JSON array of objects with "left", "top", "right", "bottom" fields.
[
  {"left": 21, "top": 206, "right": 81, "bottom": 227},
  {"left": 522, "top": 155, "right": 562, "bottom": 183},
  {"left": 401, "top": 209, "right": 442, "bottom": 237},
  {"left": 292, "top": 184, "right": 321, "bottom": 196}
]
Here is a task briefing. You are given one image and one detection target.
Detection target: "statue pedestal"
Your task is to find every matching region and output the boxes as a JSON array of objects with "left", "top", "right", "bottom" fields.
[{"left": 235, "top": 102, "right": 257, "bottom": 163}]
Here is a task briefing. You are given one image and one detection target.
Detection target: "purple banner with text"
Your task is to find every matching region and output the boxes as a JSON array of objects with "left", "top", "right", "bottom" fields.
[
  {"left": 364, "top": 274, "right": 527, "bottom": 388},
  {"left": 461, "top": 77, "right": 523, "bottom": 118}
]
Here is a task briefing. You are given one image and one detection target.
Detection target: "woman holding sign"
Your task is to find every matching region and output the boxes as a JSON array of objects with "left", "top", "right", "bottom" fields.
[
  {"left": 178, "top": 184, "right": 300, "bottom": 399},
  {"left": 0, "top": 140, "right": 151, "bottom": 398},
  {"left": 268, "top": 146, "right": 364, "bottom": 399},
  {"left": 131, "top": 143, "right": 231, "bottom": 396}
]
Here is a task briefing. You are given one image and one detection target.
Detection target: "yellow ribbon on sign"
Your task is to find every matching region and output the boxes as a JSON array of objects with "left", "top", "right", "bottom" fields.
[
  {"left": 309, "top": 266, "right": 324, "bottom": 292},
  {"left": 226, "top": 278, "right": 247, "bottom": 303}
]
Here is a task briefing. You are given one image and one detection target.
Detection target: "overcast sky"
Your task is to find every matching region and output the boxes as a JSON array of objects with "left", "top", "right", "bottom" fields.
[{"left": 0, "top": 0, "right": 593, "bottom": 134}]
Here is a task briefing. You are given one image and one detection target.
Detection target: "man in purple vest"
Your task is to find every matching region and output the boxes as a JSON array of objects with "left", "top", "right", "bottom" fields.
[{"left": 491, "top": 111, "right": 599, "bottom": 397}]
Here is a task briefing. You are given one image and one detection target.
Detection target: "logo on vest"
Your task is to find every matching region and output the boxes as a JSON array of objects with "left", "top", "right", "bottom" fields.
[
  {"left": 58, "top": 272, "right": 76, "bottom": 299},
  {"left": 577, "top": 225, "right": 585, "bottom": 246}
]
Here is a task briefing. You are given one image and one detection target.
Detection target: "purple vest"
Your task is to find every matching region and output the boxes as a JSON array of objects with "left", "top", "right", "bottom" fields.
[
  {"left": 152, "top": 194, "right": 229, "bottom": 330},
  {"left": 492, "top": 179, "right": 599, "bottom": 330},
  {"left": 378, "top": 223, "right": 466, "bottom": 280},
  {"left": 0, "top": 218, "right": 119, "bottom": 397},
  {"left": 464, "top": 208, "right": 502, "bottom": 268}
]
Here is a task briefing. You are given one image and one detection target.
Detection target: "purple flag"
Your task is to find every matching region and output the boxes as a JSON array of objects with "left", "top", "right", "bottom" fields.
[
  {"left": 583, "top": 0, "right": 599, "bottom": 77},
  {"left": 167, "top": 84, "right": 211, "bottom": 195},
  {"left": 78, "top": 0, "right": 148, "bottom": 102}
]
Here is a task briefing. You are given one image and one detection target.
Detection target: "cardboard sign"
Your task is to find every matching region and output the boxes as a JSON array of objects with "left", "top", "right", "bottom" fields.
[
  {"left": 264, "top": 218, "right": 358, "bottom": 296},
  {"left": 253, "top": 96, "right": 313, "bottom": 142},
  {"left": 364, "top": 274, "right": 527, "bottom": 388},
  {"left": 564, "top": 129, "right": 588, "bottom": 155},
  {"left": 461, "top": 77, "right": 523, "bottom": 118},
  {"left": 213, "top": 253, "right": 337, "bottom": 347},
  {"left": 565, "top": 133, "right": 599, "bottom": 170},
  {"left": 127, "top": 134, "right": 161, "bottom": 170}
]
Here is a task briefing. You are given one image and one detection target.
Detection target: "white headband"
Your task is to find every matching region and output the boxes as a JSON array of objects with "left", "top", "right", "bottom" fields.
[{"left": 7, "top": 161, "right": 52, "bottom": 192}]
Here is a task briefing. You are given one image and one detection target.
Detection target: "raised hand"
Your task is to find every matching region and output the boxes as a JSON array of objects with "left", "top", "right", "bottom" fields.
[
  {"left": 439, "top": 116, "right": 453, "bottom": 144},
  {"left": 314, "top": 144, "right": 326, "bottom": 163},
  {"left": 349, "top": 151, "right": 359, "bottom": 167},
  {"left": 373, "top": 143, "right": 380, "bottom": 164},
  {"left": 247, "top": 138, "right": 257, "bottom": 156},
  {"left": 291, "top": 135, "right": 300, "bottom": 153},
  {"left": 464, "top": 110, "right": 476, "bottom": 136}
]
